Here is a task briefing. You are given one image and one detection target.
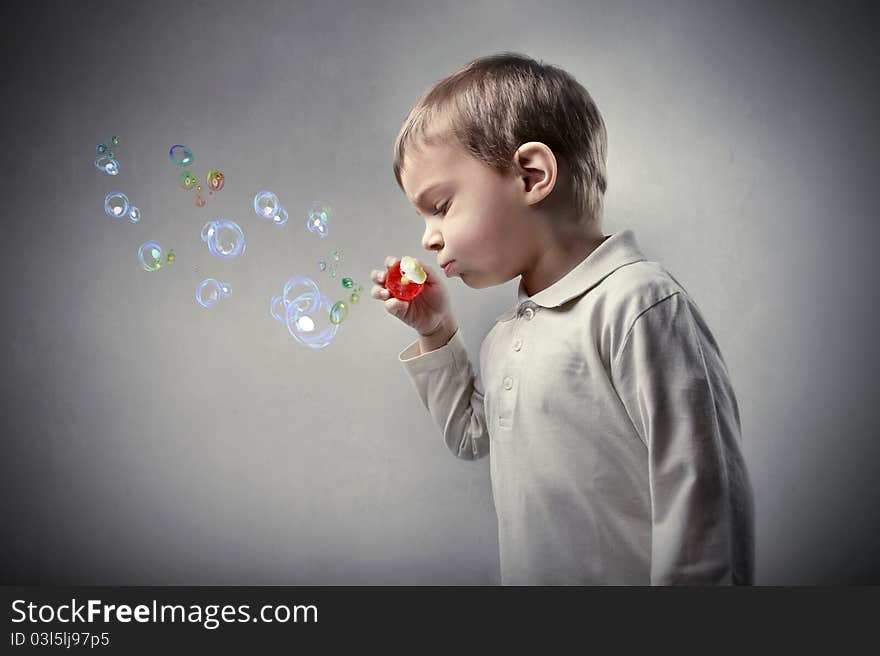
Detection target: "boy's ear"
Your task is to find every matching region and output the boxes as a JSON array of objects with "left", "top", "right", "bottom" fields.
[{"left": 513, "top": 142, "right": 557, "bottom": 205}]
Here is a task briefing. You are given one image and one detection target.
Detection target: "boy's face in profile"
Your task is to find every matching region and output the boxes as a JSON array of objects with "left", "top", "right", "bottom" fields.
[{"left": 400, "top": 138, "right": 536, "bottom": 289}]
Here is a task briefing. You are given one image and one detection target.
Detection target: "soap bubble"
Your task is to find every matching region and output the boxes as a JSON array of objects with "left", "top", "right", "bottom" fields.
[
  {"left": 282, "top": 275, "right": 321, "bottom": 313},
  {"left": 95, "top": 155, "right": 119, "bottom": 175},
  {"left": 179, "top": 170, "right": 198, "bottom": 190},
  {"left": 253, "top": 190, "right": 280, "bottom": 219},
  {"left": 195, "top": 194, "right": 206, "bottom": 207},
  {"left": 201, "top": 219, "right": 246, "bottom": 258},
  {"left": 342, "top": 277, "right": 354, "bottom": 289},
  {"left": 104, "top": 192, "right": 130, "bottom": 219},
  {"left": 272, "top": 206, "right": 289, "bottom": 225},
  {"left": 206, "top": 170, "right": 225, "bottom": 192},
  {"left": 138, "top": 241, "right": 165, "bottom": 272},
  {"left": 128, "top": 206, "right": 141, "bottom": 223},
  {"left": 196, "top": 278, "right": 231, "bottom": 308},
  {"left": 318, "top": 259, "right": 327, "bottom": 271},
  {"left": 285, "top": 291, "right": 339, "bottom": 349},
  {"left": 306, "top": 202, "right": 330, "bottom": 238},
  {"left": 96, "top": 144, "right": 108, "bottom": 155},
  {"left": 350, "top": 292, "right": 360, "bottom": 304},
  {"left": 329, "top": 300, "right": 349, "bottom": 325},
  {"left": 110, "top": 135, "right": 120, "bottom": 148},
  {"left": 169, "top": 144, "right": 194, "bottom": 166}
]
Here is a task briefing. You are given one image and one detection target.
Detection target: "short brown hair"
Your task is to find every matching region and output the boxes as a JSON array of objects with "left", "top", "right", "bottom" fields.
[{"left": 393, "top": 52, "right": 608, "bottom": 221}]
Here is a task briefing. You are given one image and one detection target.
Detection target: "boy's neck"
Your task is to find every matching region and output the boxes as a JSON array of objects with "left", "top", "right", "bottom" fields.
[{"left": 520, "top": 221, "right": 609, "bottom": 298}]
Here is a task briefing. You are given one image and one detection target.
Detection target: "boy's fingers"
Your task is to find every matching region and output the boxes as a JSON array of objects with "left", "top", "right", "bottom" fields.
[
  {"left": 370, "top": 269, "right": 386, "bottom": 284},
  {"left": 384, "top": 255, "right": 399, "bottom": 269},
  {"left": 371, "top": 284, "right": 390, "bottom": 300},
  {"left": 384, "top": 297, "right": 408, "bottom": 318}
]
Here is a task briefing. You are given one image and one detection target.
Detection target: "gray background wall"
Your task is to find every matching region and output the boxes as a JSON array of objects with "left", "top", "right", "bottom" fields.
[{"left": 1, "top": 0, "right": 877, "bottom": 584}]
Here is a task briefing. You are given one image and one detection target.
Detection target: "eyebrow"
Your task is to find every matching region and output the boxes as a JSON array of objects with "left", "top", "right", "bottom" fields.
[{"left": 412, "top": 182, "right": 449, "bottom": 212}]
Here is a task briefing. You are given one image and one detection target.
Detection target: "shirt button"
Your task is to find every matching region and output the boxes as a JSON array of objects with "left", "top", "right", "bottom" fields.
[
  {"left": 523, "top": 307, "right": 535, "bottom": 321},
  {"left": 513, "top": 338, "right": 523, "bottom": 351},
  {"left": 503, "top": 376, "right": 513, "bottom": 390}
]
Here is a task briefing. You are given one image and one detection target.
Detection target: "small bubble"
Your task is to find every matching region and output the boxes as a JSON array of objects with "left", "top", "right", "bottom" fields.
[
  {"left": 318, "top": 259, "right": 327, "bottom": 271},
  {"left": 96, "top": 144, "right": 107, "bottom": 155},
  {"left": 196, "top": 278, "right": 231, "bottom": 308},
  {"left": 206, "top": 170, "right": 225, "bottom": 192},
  {"left": 273, "top": 206, "right": 289, "bottom": 226},
  {"left": 329, "top": 301, "right": 349, "bottom": 325},
  {"left": 195, "top": 194, "right": 206, "bottom": 207},
  {"left": 110, "top": 135, "right": 120, "bottom": 147},
  {"left": 138, "top": 241, "right": 165, "bottom": 272},
  {"left": 201, "top": 219, "right": 246, "bottom": 258},
  {"left": 128, "top": 206, "right": 141, "bottom": 223},
  {"left": 168, "top": 144, "right": 194, "bottom": 166},
  {"left": 104, "top": 192, "right": 130, "bottom": 219},
  {"left": 342, "top": 277, "right": 354, "bottom": 288},
  {"left": 349, "top": 292, "right": 360, "bottom": 304},
  {"left": 253, "top": 190, "right": 280, "bottom": 219},
  {"left": 95, "top": 156, "right": 119, "bottom": 175},
  {"left": 179, "top": 171, "right": 197, "bottom": 190}
]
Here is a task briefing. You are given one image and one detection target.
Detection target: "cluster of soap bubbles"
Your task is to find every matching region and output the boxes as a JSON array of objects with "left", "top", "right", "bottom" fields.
[
  {"left": 307, "top": 201, "right": 330, "bottom": 237},
  {"left": 92, "top": 135, "right": 362, "bottom": 336},
  {"left": 94, "top": 135, "right": 121, "bottom": 175},
  {"left": 269, "top": 276, "right": 340, "bottom": 349},
  {"left": 196, "top": 278, "right": 232, "bottom": 308},
  {"left": 104, "top": 191, "right": 141, "bottom": 223},
  {"left": 93, "top": 135, "right": 176, "bottom": 272},
  {"left": 253, "top": 190, "right": 289, "bottom": 225},
  {"left": 201, "top": 219, "right": 246, "bottom": 258},
  {"left": 341, "top": 276, "right": 364, "bottom": 305},
  {"left": 170, "top": 144, "right": 224, "bottom": 207},
  {"left": 318, "top": 249, "right": 341, "bottom": 278},
  {"left": 138, "top": 241, "right": 176, "bottom": 272}
]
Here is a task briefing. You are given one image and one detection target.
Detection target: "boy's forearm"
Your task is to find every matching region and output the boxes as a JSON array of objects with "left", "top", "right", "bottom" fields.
[{"left": 418, "top": 317, "right": 458, "bottom": 354}]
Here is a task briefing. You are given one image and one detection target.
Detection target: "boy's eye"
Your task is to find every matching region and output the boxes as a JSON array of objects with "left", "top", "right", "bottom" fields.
[{"left": 433, "top": 201, "right": 449, "bottom": 216}]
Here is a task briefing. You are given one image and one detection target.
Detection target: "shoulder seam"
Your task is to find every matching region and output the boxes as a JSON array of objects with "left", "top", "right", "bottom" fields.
[{"left": 611, "top": 291, "right": 682, "bottom": 373}]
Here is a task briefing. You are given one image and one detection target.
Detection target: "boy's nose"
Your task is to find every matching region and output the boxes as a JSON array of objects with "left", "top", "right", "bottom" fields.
[{"left": 421, "top": 227, "right": 443, "bottom": 252}]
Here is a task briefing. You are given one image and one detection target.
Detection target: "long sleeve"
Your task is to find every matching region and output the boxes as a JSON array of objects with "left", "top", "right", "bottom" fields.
[
  {"left": 399, "top": 329, "right": 490, "bottom": 460},
  {"left": 611, "top": 292, "right": 755, "bottom": 585}
]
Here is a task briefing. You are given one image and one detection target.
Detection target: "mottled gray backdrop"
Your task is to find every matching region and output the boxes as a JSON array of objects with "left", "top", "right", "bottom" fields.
[{"left": 1, "top": 0, "right": 878, "bottom": 584}]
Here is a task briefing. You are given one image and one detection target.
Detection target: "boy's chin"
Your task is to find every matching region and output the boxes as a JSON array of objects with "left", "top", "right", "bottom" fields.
[{"left": 460, "top": 270, "right": 509, "bottom": 289}]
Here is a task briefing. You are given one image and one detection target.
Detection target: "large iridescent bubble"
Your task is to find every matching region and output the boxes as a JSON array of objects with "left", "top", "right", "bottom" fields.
[
  {"left": 201, "top": 219, "right": 246, "bottom": 258},
  {"left": 285, "top": 291, "right": 339, "bottom": 349},
  {"left": 281, "top": 276, "right": 321, "bottom": 314},
  {"left": 196, "top": 279, "right": 232, "bottom": 308}
]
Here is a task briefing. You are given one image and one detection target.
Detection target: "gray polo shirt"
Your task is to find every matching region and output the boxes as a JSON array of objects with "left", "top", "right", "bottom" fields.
[{"left": 399, "top": 229, "right": 755, "bottom": 585}]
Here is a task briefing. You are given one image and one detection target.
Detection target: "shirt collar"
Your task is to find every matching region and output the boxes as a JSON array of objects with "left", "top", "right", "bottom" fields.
[{"left": 495, "top": 229, "right": 647, "bottom": 322}]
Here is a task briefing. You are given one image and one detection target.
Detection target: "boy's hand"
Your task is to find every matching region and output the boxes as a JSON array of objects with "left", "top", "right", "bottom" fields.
[{"left": 371, "top": 256, "right": 458, "bottom": 352}]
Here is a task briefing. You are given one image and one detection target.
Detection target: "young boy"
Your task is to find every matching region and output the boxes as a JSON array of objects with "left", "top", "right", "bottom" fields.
[{"left": 371, "top": 53, "right": 754, "bottom": 585}]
